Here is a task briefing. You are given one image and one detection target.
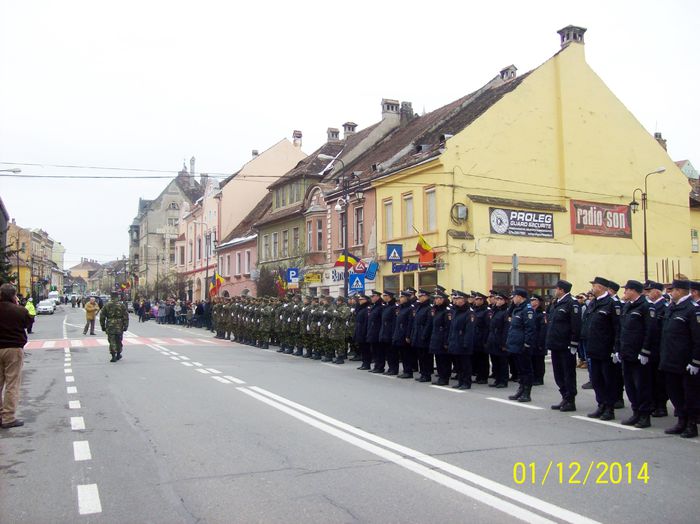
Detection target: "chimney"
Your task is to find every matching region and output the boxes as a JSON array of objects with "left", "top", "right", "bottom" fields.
[
  {"left": 200, "top": 173, "right": 209, "bottom": 189},
  {"left": 382, "top": 98, "right": 400, "bottom": 120},
  {"left": 499, "top": 65, "right": 517, "bottom": 81},
  {"left": 252, "top": 149, "right": 259, "bottom": 157},
  {"left": 327, "top": 127, "right": 340, "bottom": 142},
  {"left": 292, "top": 130, "right": 303, "bottom": 148},
  {"left": 400, "top": 102, "right": 414, "bottom": 126},
  {"left": 654, "top": 132, "right": 667, "bottom": 151},
  {"left": 190, "top": 156, "right": 195, "bottom": 176},
  {"left": 342, "top": 122, "right": 357, "bottom": 138},
  {"left": 557, "top": 25, "right": 586, "bottom": 48}
]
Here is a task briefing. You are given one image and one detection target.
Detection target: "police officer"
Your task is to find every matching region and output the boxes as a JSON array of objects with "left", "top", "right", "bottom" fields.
[
  {"left": 486, "top": 292, "right": 510, "bottom": 388},
  {"left": 393, "top": 290, "right": 414, "bottom": 378},
  {"left": 471, "top": 292, "right": 490, "bottom": 384},
  {"left": 332, "top": 295, "right": 351, "bottom": 364},
  {"left": 378, "top": 291, "right": 397, "bottom": 374},
  {"left": 582, "top": 276, "right": 620, "bottom": 421},
  {"left": 530, "top": 294, "right": 547, "bottom": 386},
  {"left": 366, "top": 291, "right": 384, "bottom": 372},
  {"left": 608, "top": 280, "right": 625, "bottom": 409},
  {"left": 615, "top": 280, "right": 653, "bottom": 428},
  {"left": 659, "top": 279, "right": 700, "bottom": 438},
  {"left": 410, "top": 289, "right": 433, "bottom": 382},
  {"left": 546, "top": 280, "right": 581, "bottom": 412},
  {"left": 429, "top": 288, "right": 451, "bottom": 386},
  {"left": 447, "top": 290, "right": 471, "bottom": 389},
  {"left": 506, "top": 288, "right": 536, "bottom": 402},
  {"left": 354, "top": 294, "right": 371, "bottom": 370},
  {"left": 100, "top": 292, "right": 129, "bottom": 362},
  {"left": 643, "top": 281, "right": 669, "bottom": 417}
]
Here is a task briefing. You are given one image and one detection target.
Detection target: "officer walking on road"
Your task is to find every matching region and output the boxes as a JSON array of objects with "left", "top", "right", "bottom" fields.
[{"left": 100, "top": 292, "right": 129, "bottom": 363}]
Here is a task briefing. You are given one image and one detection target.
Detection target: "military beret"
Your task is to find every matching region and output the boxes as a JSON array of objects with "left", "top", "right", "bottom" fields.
[
  {"left": 590, "top": 276, "right": 610, "bottom": 288},
  {"left": 643, "top": 281, "right": 664, "bottom": 291},
  {"left": 511, "top": 288, "right": 528, "bottom": 299},
  {"left": 555, "top": 279, "right": 572, "bottom": 293},
  {"left": 623, "top": 280, "right": 644, "bottom": 293},
  {"left": 608, "top": 280, "right": 620, "bottom": 293}
]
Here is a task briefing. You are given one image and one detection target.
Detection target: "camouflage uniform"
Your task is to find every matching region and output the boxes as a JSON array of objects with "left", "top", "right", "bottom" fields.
[
  {"left": 346, "top": 296, "right": 359, "bottom": 360},
  {"left": 307, "top": 298, "right": 322, "bottom": 359},
  {"left": 332, "top": 296, "right": 352, "bottom": 364},
  {"left": 213, "top": 299, "right": 224, "bottom": 338},
  {"left": 99, "top": 295, "right": 129, "bottom": 362},
  {"left": 319, "top": 297, "right": 335, "bottom": 361}
]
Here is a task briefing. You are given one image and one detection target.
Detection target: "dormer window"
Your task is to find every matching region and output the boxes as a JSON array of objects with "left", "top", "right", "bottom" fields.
[{"left": 168, "top": 202, "right": 179, "bottom": 210}]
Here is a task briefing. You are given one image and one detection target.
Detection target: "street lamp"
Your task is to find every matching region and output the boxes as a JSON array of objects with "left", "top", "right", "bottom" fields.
[{"left": 629, "top": 167, "right": 666, "bottom": 282}]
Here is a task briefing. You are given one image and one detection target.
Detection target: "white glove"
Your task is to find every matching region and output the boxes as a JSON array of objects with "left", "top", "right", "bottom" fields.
[
  {"left": 569, "top": 346, "right": 577, "bottom": 355},
  {"left": 611, "top": 353, "right": 621, "bottom": 364},
  {"left": 306, "top": 324, "right": 310, "bottom": 331},
  {"left": 279, "top": 315, "right": 283, "bottom": 320},
  {"left": 687, "top": 364, "right": 699, "bottom": 376},
  {"left": 638, "top": 354, "right": 649, "bottom": 365},
  {"left": 327, "top": 323, "right": 331, "bottom": 330}
]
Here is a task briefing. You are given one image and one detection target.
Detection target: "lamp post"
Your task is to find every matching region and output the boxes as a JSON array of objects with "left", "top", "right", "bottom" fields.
[{"left": 629, "top": 167, "right": 666, "bottom": 282}]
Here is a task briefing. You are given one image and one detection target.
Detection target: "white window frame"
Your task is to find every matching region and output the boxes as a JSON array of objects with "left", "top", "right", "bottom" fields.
[
  {"left": 383, "top": 200, "right": 393, "bottom": 240},
  {"left": 306, "top": 221, "right": 312, "bottom": 252},
  {"left": 425, "top": 188, "right": 436, "bottom": 232},
  {"left": 354, "top": 206, "right": 364, "bottom": 246},
  {"left": 316, "top": 219, "right": 323, "bottom": 251},
  {"left": 272, "top": 232, "right": 279, "bottom": 259},
  {"left": 235, "top": 252, "right": 241, "bottom": 275},
  {"left": 403, "top": 193, "right": 414, "bottom": 236},
  {"left": 282, "top": 229, "right": 289, "bottom": 257},
  {"left": 245, "top": 250, "right": 251, "bottom": 274}
]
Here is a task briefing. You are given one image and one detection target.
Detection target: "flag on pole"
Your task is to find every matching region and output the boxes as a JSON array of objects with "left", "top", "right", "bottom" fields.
[
  {"left": 209, "top": 272, "right": 224, "bottom": 296},
  {"left": 274, "top": 270, "right": 287, "bottom": 296},
  {"left": 334, "top": 250, "right": 359, "bottom": 268},
  {"left": 415, "top": 233, "right": 434, "bottom": 264}
]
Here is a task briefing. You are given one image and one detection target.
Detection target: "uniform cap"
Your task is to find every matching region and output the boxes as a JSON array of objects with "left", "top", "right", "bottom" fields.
[
  {"left": 472, "top": 291, "right": 487, "bottom": 300},
  {"left": 670, "top": 279, "right": 690, "bottom": 290},
  {"left": 530, "top": 294, "right": 542, "bottom": 301},
  {"left": 608, "top": 280, "right": 620, "bottom": 293},
  {"left": 371, "top": 290, "right": 383, "bottom": 296},
  {"left": 400, "top": 290, "right": 412, "bottom": 297},
  {"left": 690, "top": 281, "right": 700, "bottom": 292},
  {"left": 643, "top": 280, "right": 664, "bottom": 291},
  {"left": 382, "top": 290, "right": 395, "bottom": 297},
  {"left": 495, "top": 292, "right": 509, "bottom": 300},
  {"left": 451, "top": 289, "right": 468, "bottom": 298},
  {"left": 623, "top": 280, "right": 644, "bottom": 293},
  {"left": 417, "top": 288, "right": 431, "bottom": 297},
  {"left": 403, "top": 287, "right": 417, "bottom": 294},
  {"left": 590, "top": 276, "right": 610, "bottom": 288},
  {"left": 511, "top": 288, "right": 528, "bottom": 299},
  {"left": 435, "top": 285, "right": 447, "bottom": 293},
  {"left": 432, "top": 290, "right": 449, "bottom": 299}
]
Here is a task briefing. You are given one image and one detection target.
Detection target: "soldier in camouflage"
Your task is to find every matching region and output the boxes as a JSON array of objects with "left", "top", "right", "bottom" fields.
[
  {"left": 99, "top": 292, "right": 129, "bottom": 362},
  {"left": 331, "top": 295, "right": 352, "bottom": 364}
]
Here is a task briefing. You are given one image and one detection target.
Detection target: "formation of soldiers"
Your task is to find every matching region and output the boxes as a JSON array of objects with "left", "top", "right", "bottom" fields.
[{"left": 210, "top": 276, "right": 700, "bottom": 440}]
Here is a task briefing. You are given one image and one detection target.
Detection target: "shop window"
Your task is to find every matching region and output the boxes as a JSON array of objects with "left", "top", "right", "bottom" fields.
[
  {"left": 418, "top": 271, "right": 437, "bottom": 288},
  {"left": 383, "top": 275, "right": 400, "bottom": 295},
  {"left": 491, "top": 271, "right": 560, "bottom": 299},
  {"left": 403, "top": 273, "right": 415, "bottom": 290}
]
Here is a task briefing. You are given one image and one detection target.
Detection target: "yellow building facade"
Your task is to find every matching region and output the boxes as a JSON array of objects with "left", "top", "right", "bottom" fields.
[{"left": 373, "top": 27, "right": 692, "bottom": 297}]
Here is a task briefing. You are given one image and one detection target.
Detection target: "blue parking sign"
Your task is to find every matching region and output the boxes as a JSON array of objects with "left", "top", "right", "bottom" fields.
[{"left": 286, "top": 268, "right": 299, "bottom": 283}]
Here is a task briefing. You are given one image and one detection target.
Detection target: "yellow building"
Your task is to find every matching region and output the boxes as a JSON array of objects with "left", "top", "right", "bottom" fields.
[{"left": 370, "top": 26, "right": 692, "bottom": 296}]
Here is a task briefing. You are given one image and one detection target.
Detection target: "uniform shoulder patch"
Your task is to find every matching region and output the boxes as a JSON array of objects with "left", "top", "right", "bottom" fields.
[
  {"left": 649, "top": 309, "right": 655, "bottom": 318},
  {"left": 573, "top": 305, "right": 579, "bottom": 314},
  {"left": 527, "top": 311, "right": 534, "bottom": 319},
  {"left": 696, "top": 311, "right": 700, "bottom": 323}
]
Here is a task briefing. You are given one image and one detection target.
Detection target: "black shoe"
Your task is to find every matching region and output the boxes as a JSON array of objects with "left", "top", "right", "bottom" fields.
[
  {"left": 333, "top": 358, "right": 345, "bottom": 365},
  {"left": 559, "top": 401, "right": 576, "bottom": 412},
  {"left": 651, "top": 408, "right": 668, "bottom": 418},
  {"left": 495, "top": 383, "right": 508, "bottom": 389},
  {"left": 680, "top": 423, "right": 698, "bottom": 439},
  {"left": 293, "top": 350, "right": 303, "bottom": 357},
  {"left": 457, "top": 383, "right": 471, "bottom": 390},
  {"left": 599, "top": 408, "right": 615, "bottom": 421},
  {"left": 276, "top": 348, "right": 285, "bottom": 353},
  {"left": 508, "top": 385, "right": 524, "bottom": 401},
  {"left": 581, "top": 381, "right": 593, "bottom": 390},
  {"left": 588, "top": 406, "right": 605, "bottom": 419},
  {"left": 488, "top": 382, "right": 499, "bottom": 388},
  {"left": 357, "top": 365, "right": 371, "bottom": 370},
  {"left": 614, "top": 399, "right": 625, "bottom": 410},
  {"left": 303, "top": 352, "right": 313, "bottom": 359},
  {"left": 384, "top": 370, "right": 398, "bottom": 376},
  {"left": 621, "top": 412, "right": 640, "bottom": 426},
  {"left": 453, "top": 382, "right": 465, "bottom": 389},
  {"left": 0, "top": 419, "right": 24, "bottom": 429},
  {"left": 475, "top": 378, "right": 488, "bottom": 385},
  {"left": 110, "top": 355, "right": 117, "bottom": 362},
  {"left": 551, "top": 401, "right": 563, "bottom": 410},
  {"left": 116, "top": 353, "right": 122, "bottom": 361},
  {"left": 349, "top": 355, "right": 362, "bottom": 361},
  {"left": 397, "top": 373, "right": 413, "bottom": 379},
  {"left": 517, "top": 386, "right": 532, "bottom": 403},
  {"left": 532, "top": 380, "right": 544, "bottom": 386},
  {"left": 369, "top": 368, "right": 385, "bottom": 374},
  {"left": 417, "top": 376, "right": 431, "bottom": 383},
  {"left": 665, "top": 418, "right": 688, "bottom": 435},
  {"left": 321, "top": 356, "right": 332, "bottom": 362},
  {"left": 634, "top": 414, "right": 651, "bottom": 428},
  {"left": 285, "top": 348, "right": 295, "bottom": 354},
  {"left": 435, "top": 378, "right": 449, "bottom": 386},
  {"left": 90, "top": 333, "right": 96, "bottom": 336},
  {"left": 313, "top": 354, "right": 322, "bottom": 360}
]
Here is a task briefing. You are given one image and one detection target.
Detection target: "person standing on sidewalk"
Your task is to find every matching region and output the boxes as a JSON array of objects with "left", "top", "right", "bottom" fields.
[
  {"left": 0, "top": 283, "right": 32, "bottom": 429},
  {"left": 24, "top": 298, "right": 36, "bottom": 334},
  {"left": 83, "top": 296, "right": 100, "bottom": 335}
]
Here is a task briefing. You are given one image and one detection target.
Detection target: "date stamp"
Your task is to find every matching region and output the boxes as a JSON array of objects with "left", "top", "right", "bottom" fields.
[{"left": 513, "top": 461, "right": 650, "bottom": 486}]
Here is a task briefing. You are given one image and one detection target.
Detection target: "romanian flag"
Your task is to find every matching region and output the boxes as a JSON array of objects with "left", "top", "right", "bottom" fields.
[
  {"left": 334, "top": 250, "right": 359, "bottom": 268},
  {"left": 209, "top": 272, "right": 224, "bottom": 296},
  {"left": 274, "top": 270, "right": 287, "bottom": 296},
  {"left": 416, "top": 233, "right": 434, "bottom": 264}
]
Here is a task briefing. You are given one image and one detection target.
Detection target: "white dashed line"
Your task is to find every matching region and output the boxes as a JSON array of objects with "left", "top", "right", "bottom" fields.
[
  {"left": 195, "top": 368, "right": 211, "bottom": 374},
  {"left": 167, "top": 351, "right": 179, "bottom": 355},
  {"left": 73, "top": 441, "right": 92, "bottom": 461},
  {"left": 486, "top": 397, "right": 544, "bottom": 410},
  {"left": 44, "top": 340, "right": 56, "bottom": 348},
  {"left": 66, "top": 376, "right": 75, "bottom": 383},
  {"left": 570, "top": 415, "right": 641, "bottom": 431},
  {"left": 64, "top": 368, "right": 72, "bottom": 374},
  {"left": 96, "top": 339, "right": 108, "bottom": 346},
  {"left": 67, "top": 386, "right": 78, "bottom": 394},
  {"left": 64, "top": 363, "right": 71, "bottom": 367},
  {"left": 69, "top": 400, "right": 81, "bottom": 409},
  {"left": 64, "top": 348, "right": 70, "bottom": 354},
  {"left": 71, "top": 340, "right": 83, "bottom": 347},
  {"left": 170, "top": 356, "right": 181, "bottom": 361},
  {"left": 192, "top": 362, "right": 203, "bottom": 367},
  {"left": 71, "top": 417, "right": 85, "bottom": 430},
  {"left": 197, "top": 339, "right": 215, "bottom": 344},
  {"left": 77, "top": 484, "right": 102, "bottom": 515},
  {"left": 179, "top": 356, "right": 190, "bottom": 360},
  {"left": 212, "top": 376, "right": 232, "bottom": 384},
  {"left": 150, "top": 338, "right": 166, "bottom": 344},
  {"left": 205, "top": 368, "right": 222, "bottom": 374},
  {"left": 223, "top": 375, "right": 246, "bottom": 385},
  {"left": 173, "top": 338, "right": 189, "bottom": 344},
  {"left": 180, "top": 362, "right": 194, "bottom": 367},
  {"left": 430, "top": 385, "right": 466, "bottom": 394}
]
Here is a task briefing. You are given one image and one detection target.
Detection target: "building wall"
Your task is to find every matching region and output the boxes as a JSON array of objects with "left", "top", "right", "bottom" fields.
[{"left": 218, "top": 238, "right": 258, "bottom": 297}]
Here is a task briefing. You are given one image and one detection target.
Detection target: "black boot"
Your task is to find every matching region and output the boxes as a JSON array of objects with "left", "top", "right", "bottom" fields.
[
  {"left": 634, "top": 414, "right": 651, "bottom": 428},
  {"left": 621, "top": 411, "right": 640, "bottom": 426},
  {"left": 665, "top": 417, "right": 687, "bottom": 435},
  {"left": 109, "top": 354, "right": 117, "bottom": 362},
  {"left": 651, "top": 407, "right": 668, "bottom": 417},
  {"left": 517, "top": 385, "right": 532, "bottom": 403},
  {"left": 559, "top": 400, "right": 576, "bottom": 412},
  {"left": 587, "top": 405, "right": 605, "bottom": 418},
  {"left": 599, "top": 407, "right": 615, "bottom": 421},
  {"left": 508, "top": 384, "right": 524, "bottom": 401},
  {"left": 550, "top": 400, "right": 564, "bottom": 410},
  {"left": 680, "top": 422, "right": 698, "bottom": 439}
]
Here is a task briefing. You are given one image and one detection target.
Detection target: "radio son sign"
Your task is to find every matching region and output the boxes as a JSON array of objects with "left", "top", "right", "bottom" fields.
[
  {"left": 489, "top": 208, "right": 554, "bottom": 238},
  {"left": 570, "top": 200, "right": 632, "bottom": 238}
]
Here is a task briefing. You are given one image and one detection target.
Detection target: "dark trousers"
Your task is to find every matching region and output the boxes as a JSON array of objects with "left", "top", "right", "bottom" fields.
[
  {"left": 360, "top": 342, "right": 372, "bottom": 367},
  {"left": 83, "top": 319, "right": 95, "bottom": 334},
  {"left": 454, "top": 354, "right": 472, "bottom": 386},
  {"left": 387, "top": 344, "right": 401, "bottom": 373},
  {"left": 27, "top": 317, "right": 34, "bottom": 333},
  {"left": 435, "top": 354, "right": 451, "bottom": 381},
  {"left": 666, "top": 371, "right": 700, "bottom": 421},
  {"left": 417, "top": 347, "right": 433, "bottom": 377},
  {"left": 589, "top": 357, "right": 617, "bottom": 408},
  {"left": 651, "top": 360, "right": 668, "bottom": 410},
  {"left": 491, "top": 354, "right": 509, "bottom": 385},
  {"left": 532, "top": 354, "right": 546, "bottom": 383},
  {"left": 612, "top": 361, "right": 624, "bottom": 400},
  {"left": 551, "top": 350, "right": 577, "bottom": 401},
  {"left": 622, "top": 359, "right": 652, "bottom": 414},
  {"left": 515, "top": 351, "right": 533, "bottom": 387},
  {"left": 508, "top": 355, "right": 519, "bottom": 380},
  {"left": 371, "top": 342, "right": 387, "bottom": 371},
  {"left": 398, "top": 343, "right": 415, "bottom": 374},
  {"left": 473, "top": 351, "right": 489, "bottom": 380}
]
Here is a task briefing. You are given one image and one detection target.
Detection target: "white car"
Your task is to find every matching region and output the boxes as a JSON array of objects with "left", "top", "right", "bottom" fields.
[{"left": 37, "top": 299, "right": 55, "bottom": 315}]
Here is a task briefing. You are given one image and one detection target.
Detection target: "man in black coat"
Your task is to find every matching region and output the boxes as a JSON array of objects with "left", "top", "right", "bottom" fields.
[
  {"left": 530, "top": 294, "right": 547, "bottom": 386},
  {"left": 643, "top": 280, "right": 669, "bottom": 417},
  {"left": 448, "top": 290, "right": 472, "bottom": 389},
  {"left": 615, "top": 280, "right": 653, "bottom": 428},
  {"left": 366, "top": 291, "right": 384, "bottom": 373},
  {"left": 378, "top": 291, "right": 397, "bottom": 375},
  {"left": 393, "top": 291, "right": 415, "bottom": 378},
  {"left": 429, "top": 289, "right": 451, "bottom": 386},
  {"left": 506, "top": 288, "right": 536, "bottom": 402},
  {"left": 410, "top": 289, "right": 433, "bottom": 382},
  {"left": 582, "top": 276, "right": 620, "bottom": 421},
  {"left": 607, "top": 280, "right": 626, "bottom": 409},
  {"left": 546, "top": 280, "right": 581, "bottom": 412},
  {"left": 471, "top": 292, "right": 491, "bottom": 384},
  {"left": 353, "top": 295, "right": 371, "bottom": 370},
  {"left": 659, "top": 279, "right": 700, "bottom": 438}
]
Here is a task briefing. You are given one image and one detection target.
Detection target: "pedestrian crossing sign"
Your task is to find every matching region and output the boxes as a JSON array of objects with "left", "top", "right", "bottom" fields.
[
  {"left": 349, "top": 274, "right": 365, "bottom": 293},
  {"left": 387, "top": 244, "right": 403, "bottom": 261}
]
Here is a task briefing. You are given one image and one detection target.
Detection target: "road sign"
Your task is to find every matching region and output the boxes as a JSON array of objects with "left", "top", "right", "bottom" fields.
[
  {"left": 286, "top": 267, "right": 299, "bottom": 283},
  {"left": 349, "top": 273, "right": 365, "bottom": 294},
  {"left": 386, "top": 244, "right": 403, "bottom": 261},
  {"left": 365, "top": 261, "right": 378, "bottom": 280},
  {"left": 354, "top": 260, "right": 367, "bottom": 273}
]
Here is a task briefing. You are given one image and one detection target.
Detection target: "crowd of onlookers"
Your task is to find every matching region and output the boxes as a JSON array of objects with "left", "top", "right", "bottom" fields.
[{"left": 132, "top": 298, "right": 213, "bottom": 329}]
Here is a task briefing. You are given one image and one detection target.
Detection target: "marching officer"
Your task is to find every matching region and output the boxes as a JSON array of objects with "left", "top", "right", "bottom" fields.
[
  {"left": 410, "top": 289, "right": 434, "bottom": 382},
  {"left": 506, "top": 288, "right": 536, "bottom": 402},
  {"left": 546, "top": 279, "right": 581, "bottom": 412},
  {"left": 429, "top": 288, "right": 451, "bottom": 386},
  {"left": 447, "top": 290, "right": 471, "bottom": 389}
]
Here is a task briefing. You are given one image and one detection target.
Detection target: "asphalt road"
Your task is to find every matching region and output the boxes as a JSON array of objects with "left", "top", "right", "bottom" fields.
[{"left": 2, "top": 304, "right": 699, "bottom": 524}]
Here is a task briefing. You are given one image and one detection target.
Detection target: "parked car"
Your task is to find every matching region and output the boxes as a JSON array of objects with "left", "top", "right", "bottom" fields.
[
  {"left": 126, "top": 301, "right": 135, "bottom": 313},
  {"left": 48, "top": 291, "right": 61, "bottom": 305},
  {"left": 37, "top": 299, "right": 56, "bottom": 314}
]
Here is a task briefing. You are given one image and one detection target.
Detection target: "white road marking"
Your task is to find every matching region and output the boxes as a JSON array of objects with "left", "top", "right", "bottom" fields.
[
  {"left": 150, "top": 338, "right": 166, "bottom": 344},
  {"left": 168, "top": 351, "right": 179, "bottom": 355},
  {"left": 64, "top": 363, "right": 71, "bottom": 367},
  {"left": 69, "top": 400, "right": 81, "bottom": 409},
  {"left": 64, "top": 348, "right": 70, "bottom": 354},
  {"left": 486, "top": 397, "right": 544, "bottom": 410},
  {"left": 180, "top": 362, "right": 194, "bottom": 367},
  {"left": 570, "top": 415, "right": 641, "bottom": 431},
  {"left": 321, "top": 363, "right": 342, "bottom": 369},
  {"left": 70, "top": 417, "right": 85, "bottom": 430},
  {"left": 66, "top": 376, "right": 75, "bottom": 383},
  {"left": 192, "top": 362, "right": 203, "bottom": 366},
  {"left": 96, "top": 339, "right": 108, "bottom": 346},
  {"left": 195, "top": 368, "right": 211, "bottom": 374},
  {"left": 179, "top": 356, "right": 190, "bottom": 360},
  {"left": 430, "top": 385, "right": 465, "bottom": 394},
  {"left": 173, "top": 338, "right": 189, "bottom": 344},
  {"left": 212, "top": 376, "right": 232, "bottom": 384},
  {"left": 77, "top": 484, "right": 102, "bottom": 515},
  {"left": 205, "top": 368, "right": 222, "bottom": 374},
  {"left": 63, "top": 315, "right": 68, "bottom": 339},
  {"left": 247, "top": 386, "right": 599, "bottom": 524},
  {"left": 71, "top": 340, "right": 83, "bottom": 347},
  {"left": 123, "top": 331, "right": 137, "bottom": 338},
  {"left": 170, "top": 356, "right": 181, "bottom": 361},
  {"left": 73, "top": 441, "right": 92, "bottom": 461},
  {"left": 223, "top": 375, "right": 246, "bottom": 385},
  {"left": 196, "top": 338, "right": 215, "bottom": 344},
  {"left": 44, "top": 340, "right": 56, "bottom": 348},
  {"left": 64, "top": 368, "right": 72, "bottom": 374},
  {"left": 67, "top": 386, "right": 78, "bottom": 394}
]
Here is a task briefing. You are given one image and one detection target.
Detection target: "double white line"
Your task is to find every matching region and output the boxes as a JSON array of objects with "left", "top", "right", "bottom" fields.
[{"left": 237, "top": 386, "right": 600, "bottom": 524}]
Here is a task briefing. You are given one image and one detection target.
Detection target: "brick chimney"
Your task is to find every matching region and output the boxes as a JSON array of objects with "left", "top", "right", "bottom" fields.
[
  {"left": 252, "top": 149, "right": 259, "bottom": 157},
  {"left": 557, "top": 25, "right": 586, "bottom": 48},
  {"left": 327, "top": 127, "right": 340, "bottom": 142},
  {"left": 342, "top": 122, "right": 357, "bottom": 138},
  {"left": 292, "top": 130, "right": 302, "bottom": 148},
  {"left": 654, "top": 132, "right": 667, "bottom": 151}
]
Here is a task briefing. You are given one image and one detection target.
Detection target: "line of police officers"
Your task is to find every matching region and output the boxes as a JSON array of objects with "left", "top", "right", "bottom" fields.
[{"left": 211, "top": 276, "right": 700, "bottom": 439}]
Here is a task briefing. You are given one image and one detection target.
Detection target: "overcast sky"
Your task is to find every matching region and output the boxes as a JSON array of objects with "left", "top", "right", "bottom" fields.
[{"left": 1, "top": 0, "right": 698, "bottom": 268}]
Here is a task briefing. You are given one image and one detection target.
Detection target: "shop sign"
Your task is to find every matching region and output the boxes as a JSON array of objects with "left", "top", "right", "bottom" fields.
[
  {"left": 570, "top": 200, "right": 632, "bottom": 238},
  {"left": 392, "top": 263, "right": 421, "bottom": 273},
  {"left": 489, "top": 207, "right": 554, "bottom": 238},
  {"left": 303, "top": 272, "right": 322, "bottom": 283}
]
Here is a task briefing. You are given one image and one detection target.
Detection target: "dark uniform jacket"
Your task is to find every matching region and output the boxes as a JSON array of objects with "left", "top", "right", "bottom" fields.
[
  {"left": 545, "top": 294, "right": 581, "bottom": 353},
  {"left": 487, "top": 305, "right": 509, "bottom": 356},
  {"left": 410, "top": 301, "right": 433, "bottom": 348},
  {"left": 447, "top": 304, "right": 471, "bottom": 355},
  {"left": 659, "top": 295, "right": 700, "bottom": 374},
  {"left": 379, "top": 300, "right": 397, "bottom": 344},
  {"left": 392, "top": 302, "right": 414, "bottom": 346},
  {"left": 429, "top": 302, "right": 450, "bottom": 354},
  {"left": 618, "top": 295, "right": 652, "bottom": 361},
  {"left": 506, "top": 302, "right": 536, "bottom": 354},
  {"left": 580, "top": 294, "right": 620, "bottom": 359},
  {"left": 532, "top": 308, "right": 547, "bottom": 356},
  {"left": 366, "top": 301, "right": 383, "bottom": 344},
  {"left": 472, "top": 304, "right": 490, "bottom": 352},
  {"left": 353, "top": 302, "right": 369, "bottom": 344},
  {"left": 644, "top": 298, "right": 667, "bottom": 361}
]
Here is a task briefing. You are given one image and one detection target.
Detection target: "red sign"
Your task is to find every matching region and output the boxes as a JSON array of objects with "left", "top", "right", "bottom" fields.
[
  {"left": 570, "top": 200, "right": 632, "bottom": 238},
  {"left": 354, "top": 260, "right": 367, "bottom": 273}
]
